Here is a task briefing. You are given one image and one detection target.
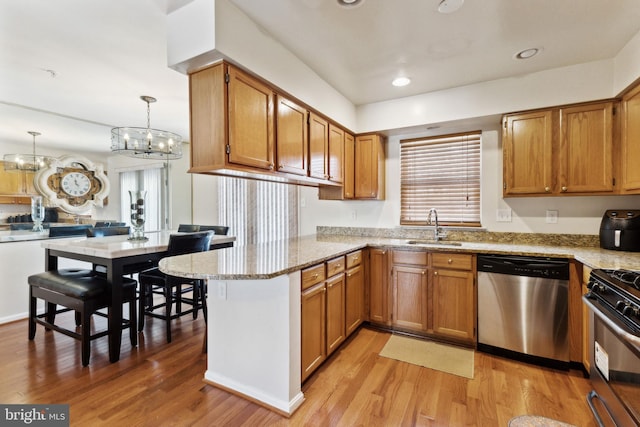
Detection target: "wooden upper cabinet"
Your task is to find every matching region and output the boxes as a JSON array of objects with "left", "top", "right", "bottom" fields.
[
  {"left": 327, "top": 124, "right": 344, "bottom": 183},
  {"left": 355, "top": 134, "right": 385, "bottom": 199},
  {"left": 189, "top": 62, "right": 275, "bottom": 174},
  {"left": 0, "top": 162, "right": 37, "bottom": 204},
  {"left": 621, "top": 83, "right": 640, "bottom": 193},
  {"left": 503, "top": 100, "right": 617, "bottom": 197},
  {"left": 227, "top": 65, "right": 275, "bottom": 171},
  {"left": 276, "top": 96, "right": 308, "bottom": 176},
  {"left": 308, "top": 112, "right": 329, "bottom": 180},
  {"left": 503, "top": 110, "right": 554, "bottom": 195},
  {"left": 559, "top": 102, "right": 614, "bottom": 194},
  {"left": 343, "top": 132, "right": 355, "bottom": 199}
]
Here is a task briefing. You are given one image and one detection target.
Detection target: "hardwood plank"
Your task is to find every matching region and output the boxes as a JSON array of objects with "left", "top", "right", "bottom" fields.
[{"left": 0, "top": 317, "right": 598, "bottom": 426}]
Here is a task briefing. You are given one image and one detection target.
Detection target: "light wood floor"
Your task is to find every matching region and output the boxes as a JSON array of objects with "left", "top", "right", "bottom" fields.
[{"left": 0, "top": 313, "right": 597, "bottom": 426}]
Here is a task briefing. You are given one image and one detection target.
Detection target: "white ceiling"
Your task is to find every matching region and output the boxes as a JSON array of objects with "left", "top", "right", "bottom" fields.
[{"left": 1, "top": 0, "right": 640, "bottom": 155}]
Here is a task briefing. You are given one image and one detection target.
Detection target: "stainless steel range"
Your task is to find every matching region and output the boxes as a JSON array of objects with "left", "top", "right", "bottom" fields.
[{"left": 584, "top": 269, "right": 640, "bottom": 426}]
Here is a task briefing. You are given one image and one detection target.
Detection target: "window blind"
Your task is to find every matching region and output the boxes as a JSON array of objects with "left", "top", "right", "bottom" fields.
[
  {"left": 218, "top": 177, "right": 298, "bottom": 246},
  {"left": 400, "top": 131, "right": 481, "bottom": 226}
]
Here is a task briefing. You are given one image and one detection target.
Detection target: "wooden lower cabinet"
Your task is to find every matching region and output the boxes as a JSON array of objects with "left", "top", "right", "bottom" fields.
[
  {"left": 301, "top": 250, "right": 363, "bottom": 381},
  {"left": 368, "top": 250, "right": 477, "bottom": 346},
  {"left": 345, "top": 263, "right": 364, "bottom": 335},
  {"left": 301, "top": 282, "right": 326, "bottom": 381},
  {"left": 368, "top": 248, "right": 390, "bottom": 325},
  {"left": 431, "top": 268, "right": 475, "bottom": 343},
  {"left": 326, "top": 273, "right": 346, "bottom": 356},
  {"left": 391, "top": 251, "right": 428, "bottom": 333}
]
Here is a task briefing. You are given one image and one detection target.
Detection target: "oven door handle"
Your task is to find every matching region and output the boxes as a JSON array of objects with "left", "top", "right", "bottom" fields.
[{"left": 583, "top": 296, "right": 640, "bottom": 353}]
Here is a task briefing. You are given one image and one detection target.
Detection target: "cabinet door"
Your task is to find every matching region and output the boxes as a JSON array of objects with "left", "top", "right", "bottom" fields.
[
  {"left": 309, "top": 112, "right": 328, "bottom": 180},
  {"left": 503, "top": 110, "right": 553, "bottom": 195},
  {"left": 301, "top": 282, "right": 326, "bottom": 381},
  {"left": 327, "top": 124, "right": 344, "bottom": 183},
  {"left": 392, "top": 265, "right": 428, "bottom": 332},
  {"left": 0, "top": 163, "right": 26, "bottom": 196},
  {"left": 326, "top": 274, "right": 346, "bottom": 356},
  {"left": 227, "top": 66, "right": 275, "bottom": 170},
  {"left": 343, "top": 133, "right": 355, "bottom": 199},
  {"left": 559, "top": 102, "right": 614, "bottom": 194},
  {"left": 432, "top": 268, "right": 475, "bottom": 343},
  {"left": 345, "top": 264, "right": 364, "bottom": 336},
  {"left": 355, "top": 134, "right": 385, "bottom": 199},
  {"left": 368, "top": 248, "right": 389, "bottom": 325},
  {"left": 276, "top": 96, "right": 308, "bottom": 176},
  {"left": 621, "top": 83, "right": 640, "bottom": 193}
]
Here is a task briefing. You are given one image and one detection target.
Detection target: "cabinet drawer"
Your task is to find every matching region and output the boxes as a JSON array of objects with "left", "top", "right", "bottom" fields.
[
  {"left": 326, "top": 256, "right": 346, "bottom": 277},
  {"left": 392, "top": 250, "right": 428, "bottom": 266},
  {"left": 432, "top": 253, "right": 473, "bottom": 270},
  {"left": 302, "top": 264, "right": 326, "bottom": 290},
  {"left": 346, "top": 250, "right": 363, "bottom": 268}
]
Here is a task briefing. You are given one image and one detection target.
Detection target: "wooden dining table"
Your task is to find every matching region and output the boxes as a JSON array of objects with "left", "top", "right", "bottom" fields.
[{"left": 40, "top": 231, "right": 235, "bottom": 362}]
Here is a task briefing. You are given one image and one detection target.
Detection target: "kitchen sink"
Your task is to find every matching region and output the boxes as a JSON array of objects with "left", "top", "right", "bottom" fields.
[{"left": 405, "top": 240, "right": 463, "bottom": 246}]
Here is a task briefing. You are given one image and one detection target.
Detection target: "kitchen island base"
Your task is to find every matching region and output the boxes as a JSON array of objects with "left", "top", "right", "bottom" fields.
[{"left": 204, "top": 272, "right": 304, "bottom": 416}]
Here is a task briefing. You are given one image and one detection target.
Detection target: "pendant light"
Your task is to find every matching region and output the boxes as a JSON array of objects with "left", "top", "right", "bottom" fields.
[
  {"left": 110, "top": 95, "right": 182, "bottom": 160},
  {"left": 3, "top": 131, "right": 54, "bottom": 172}
]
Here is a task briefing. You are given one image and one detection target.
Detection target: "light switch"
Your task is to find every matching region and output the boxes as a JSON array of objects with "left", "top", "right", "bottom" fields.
[{"left": 546, "top": 210, "right": 559, "bottom": 224}]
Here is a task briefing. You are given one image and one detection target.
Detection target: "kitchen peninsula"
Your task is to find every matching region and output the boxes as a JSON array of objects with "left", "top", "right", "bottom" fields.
[{"left": 158, "top": 231, "right": 640, "bottom": 416}]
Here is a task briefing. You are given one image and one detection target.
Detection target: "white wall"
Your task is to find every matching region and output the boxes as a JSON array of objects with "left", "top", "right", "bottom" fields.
[{"left": 299, "top": 128, "right": 640, "bottom": 236}]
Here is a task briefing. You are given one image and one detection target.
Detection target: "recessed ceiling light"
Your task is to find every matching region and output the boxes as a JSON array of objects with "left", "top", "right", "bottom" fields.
[
  {"left": 337, "top": 0, "right": 365, "bottom": 8},
  {"left": 392, "top": 77, "right": 411, "bottom": 87},
  {"left": 437, "top": 0, "right": 464, "bottom": 14},
  {"left": 514, "top": 47, "right": 541, "bottom": 60}
]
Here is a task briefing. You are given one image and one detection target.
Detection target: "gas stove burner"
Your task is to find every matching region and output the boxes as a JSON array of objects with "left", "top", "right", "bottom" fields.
[{"left": 608, "top": 269, "right": 640, "bottom": 290}]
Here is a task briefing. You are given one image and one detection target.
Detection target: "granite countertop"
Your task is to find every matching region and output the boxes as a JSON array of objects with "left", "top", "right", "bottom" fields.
[{"left": 159, "top": 233, "right": 640, "bottom": 280}]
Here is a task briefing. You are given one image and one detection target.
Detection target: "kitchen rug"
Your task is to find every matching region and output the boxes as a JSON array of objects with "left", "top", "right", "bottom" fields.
[
  {"left": 379, "top": 335, "right": 474, "bottom": 379},
  {"left": 508, "top": 415, "right": 577, "bottom": 427}
]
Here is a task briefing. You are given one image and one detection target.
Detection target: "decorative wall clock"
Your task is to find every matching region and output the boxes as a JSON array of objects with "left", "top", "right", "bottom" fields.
[{"left": 34, "top": 155, "right": 110, "bottom": 214}]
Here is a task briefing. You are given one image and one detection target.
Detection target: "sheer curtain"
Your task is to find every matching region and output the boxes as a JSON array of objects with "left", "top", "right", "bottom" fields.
[
  {"left": 119, "top": 165, "right": 166, "bottom": 232},
  {"left": 218, "top": 177, "right": 298, "bottom": 246}
]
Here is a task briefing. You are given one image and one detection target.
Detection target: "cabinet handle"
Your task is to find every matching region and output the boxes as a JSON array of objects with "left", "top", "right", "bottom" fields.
[
  {"left": 434, "top": 271, "right": 438, "bottom": 276},
  {"left": 269, "top": 163, "right": 274, "bottom": 170},
  {"left": 422, "top": 270, "right": 426, "bottom": 275},
  {"left": 278, "top": 164, "right": 283, "bottom": 169},
  {"left": 561, "top": 186, "right": 568, "bottom": 192},
  {"left": 337, "top": 263, "right": 341, "bottom": 267},
  {"left": 448, "top": 258, "right": 453, "bottom": 264},
  {"left": 353, "top": 256, "right": 359, "bottom": 261},
  {"left": 544, "top": 186, "right": 551, "bottom": 192},
  {"left": 347, "top": 273, "right": 352, "bottom": 277},
  {"left": 313, "top": 273, "right": 318, "bottom": 278}
]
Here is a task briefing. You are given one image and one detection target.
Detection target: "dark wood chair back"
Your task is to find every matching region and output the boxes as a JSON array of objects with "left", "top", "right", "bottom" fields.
[
  {"left": 167, "top": 231, "right": 214, "bottom": 256},
  {"left": 48, "top": 224, "right": 93, "bottom": 238},
  {"left": 197, "top": 225, "right": 229, "bottom": 235},
  {"left": 177, "top": 224, "right": 200, "bottom": 232},
  {"left": 94, "top": 221, "right": 126, "bottom": 227}
]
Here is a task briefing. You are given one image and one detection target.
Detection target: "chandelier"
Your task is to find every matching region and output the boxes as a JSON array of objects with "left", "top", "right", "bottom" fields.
[
  {"left": 111, "top": 95, "right": 182, "bottom": 160},
  {"left": 3, "top": 131, "right": 54, "bottom": 172}
]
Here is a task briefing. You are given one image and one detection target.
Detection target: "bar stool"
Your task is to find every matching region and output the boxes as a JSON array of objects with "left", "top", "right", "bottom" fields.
[{"left": 28, "top": 269, "right": 138, "bottom": 366}]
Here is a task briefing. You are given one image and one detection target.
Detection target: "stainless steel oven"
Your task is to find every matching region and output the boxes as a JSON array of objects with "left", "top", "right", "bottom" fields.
[{"left": 584, "top": 269, "right": 640, "bottom": 427}]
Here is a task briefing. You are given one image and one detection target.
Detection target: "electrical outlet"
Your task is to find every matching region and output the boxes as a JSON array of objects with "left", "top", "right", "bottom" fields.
[
  {"left": 300, "top": 197, "right": 306, "bottom": 208},
  {"left": 496, "top": 208, "right": 512, "bottom": 222},
  {"left": 546, "top": 210, "right": 559, "bottom": 224},
  {"left": 217, "top": 281, "right": 227, "bottom": 300},
  {"left": 351, "top": 210, "right": 357, "bottom": 220}
]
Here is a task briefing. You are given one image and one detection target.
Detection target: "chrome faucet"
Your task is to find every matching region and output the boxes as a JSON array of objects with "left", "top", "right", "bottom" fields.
[{"left": 427, "top": 208, "right": 447, "bottom": 241}]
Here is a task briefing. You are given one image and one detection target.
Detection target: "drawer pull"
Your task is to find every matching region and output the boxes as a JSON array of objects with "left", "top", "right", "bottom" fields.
[
  {"left": 313, "top": 273, "right": 318, "bottom": 278},
  {"left": 434, "top": 271, "right": 438, "bottom": 276},
  {"left": 448, "top": 258, "right": 453, "bottom": 264}
]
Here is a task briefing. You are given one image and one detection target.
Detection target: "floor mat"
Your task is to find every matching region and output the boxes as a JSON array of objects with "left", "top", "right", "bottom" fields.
[
  {"left": 379, "top": 334, "right": 474, "bottom": 379},
  {"left": 508, "top": 415, "right": 577, "bottom": 427}
]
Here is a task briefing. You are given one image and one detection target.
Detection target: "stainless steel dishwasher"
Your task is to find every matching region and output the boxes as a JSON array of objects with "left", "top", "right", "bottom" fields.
[{"left": 477, "top": 254, "right": 570, "bottom": 368}]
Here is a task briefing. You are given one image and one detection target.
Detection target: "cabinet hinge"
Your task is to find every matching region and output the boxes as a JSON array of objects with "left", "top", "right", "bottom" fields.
[
  {"left": 613, "top": 177, "right": 616, "bottom": 186},
  {"left": 612, "top": 106, "right": 616, "bottom": 115},
  {"left": 226, "top": 144, "right": 230, "bottom": 154},
  {"left": 225, "top": 73, "right": 230, "bottom": 84},
  {"left": 503, "top": 182, "right": 507, "bottom": 190}
]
